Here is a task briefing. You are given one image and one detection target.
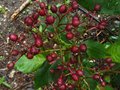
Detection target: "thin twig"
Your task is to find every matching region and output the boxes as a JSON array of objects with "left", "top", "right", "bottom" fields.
[
  {"left": 78, "top": 5, "right": 100, "bottom": 22},
  {"left": 11, "top": 0, "right": 30, "bottom": 20}
]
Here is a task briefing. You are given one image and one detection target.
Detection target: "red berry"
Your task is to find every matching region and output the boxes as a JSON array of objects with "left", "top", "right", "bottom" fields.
[
  {"left": 79, "top": 44, "right": 87, "bottom": 52},
  {"left": 72, "top": 16, "right": 79, "bottom": 21},
  {"left": 66, "top": 32, "right": 74, "bottom": 40},
  {"left": 105, "top": 58, "right": 112, "bottom": 64},
  {"left": 35, "top": 38, "right": 43, "bottom": 47},
  {"left": 72, "top": 1, "right": 79, "bottom": 10},
  {"left": 76, "top": 70, "right": 84, "bottom": 76},
  {"left": 11, "top": 50, "right": 19, "bottom": 56},
  {"left": 9, "top": 34, "right": 18, "bottom": 42},
  {"left": 71, "top": 73, "right": 79, "bottom": 81},
  {"left": 51, "top": 52, "right": 57, "bottom": 59},
  {"left": 30, "top": 46, "right": 40, "bottom": 55},
  {"left": 32, "top": 13, "right": 39, "bottom": 20},
  {"left": 7, "top": 62, "right": 14, "bottom": 69},
  {"left": 59, "top": 84, "right": 66, "bottom": 90},
  {"left": 57, "top": 77, "right": 63, "bottom": 86},
  {"left": 46, "top": 55, "right": 53, "bottom": 62},
  {"left": 39, "top": 9, "right": 46, "bottom": 16},
  {"left": 26, "top": 52, "right": 34, "bottom": 59},
  {"left": 65, "top": 24, "right": 72, "bottom": 31},
  {"left": 59, "top": 5, "right": 67, "bottom": 13},
  {"left": 94, "top": 4, "right": 101, "bottom": 11},
  {"left": 109, "top": 63, "right": 115, "bottom": 68},
  {"left": 51, "top": 5, "right": 57, "bottom": 13},
  {"left": 46, "top": 15, "right": 55, "bottom": 25},
  {"left": 71, "top": 45, "right": 79, "bottom": 53},
  {"left": 92, "top": 74, "right": 100, "bottom": 80},
  {"left": 39, "top": 2, "right": 46, "bottom": 9},
  {"left": 72, "top": 19, "right": 80, "bottom": 27},
  {"left": 24, "top": 16, "right": 34, "bottom": 26},
  {"left": 101, "top": 81, "right": 106, "bottom": 87}
]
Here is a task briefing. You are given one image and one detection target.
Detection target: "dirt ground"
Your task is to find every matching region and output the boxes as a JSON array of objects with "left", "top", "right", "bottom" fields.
[{"left": 0, "top": 0, "right": 35, "bottom": 90}]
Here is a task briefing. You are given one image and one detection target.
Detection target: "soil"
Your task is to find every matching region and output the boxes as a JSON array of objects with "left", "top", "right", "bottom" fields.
[{"left": 0, "top": 0, "right": 35, "bottom": 90}]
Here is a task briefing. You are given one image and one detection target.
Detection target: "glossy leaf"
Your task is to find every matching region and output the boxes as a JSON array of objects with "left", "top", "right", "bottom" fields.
[
  {"left": 15, "top": 54, "right": 46, "bottom": 73},
  {"left": 107, "top": 41, "right": 120, "bottom": 63},
  {"left": 34, "top": 60, "right": 61, "bottom": 89},
  {"left": 85, "top": 40, "right": 107, "bottom": 59}
]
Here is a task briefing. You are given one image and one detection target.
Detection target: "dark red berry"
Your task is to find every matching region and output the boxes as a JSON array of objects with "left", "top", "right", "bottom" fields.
[
  {"left": 59, "top": 84, "right": 66, "bottom": 90},
  {"left": 72, "top": 16, "right": 79, "bottom": 21},
  {"left": 76, "top": 70, "right": 84, "bottom": 76},
  {"left": 72, "top": 19, "right": 80, "bottom": 27},
  {"left": 11, "top": 50, "right": 19, "bottom": 56},
  {"left": 101, "top": 81, "right": 106, "bottom": 87},
  {"left": 46, "top": 15, "right": 55, "bottom": 25},
  {"left": 39, "top": 9, "right": 46, "bottom": 16},
  {"left": 71, "top": 45, "right": 79, "bottom": 53},
  {"left": 66, "top": 32, "right": 74, "bottom": 40},
  {"left": 105, "top": 58, "right": 112, "bottom": 64},
  {"left": 7, "top": 62, "right": 14, "bottom": 69},
  {"left": 51, "top": 5, "right": 57, "bottom": 13},
  {"left": 65, "top": 24, "right": 72, "bottom": 31},
  {"left": 39, "top": 2, "right": 46, "bottom": 9},
  {"left": 109, "top": 63, "right": 115, "bottom": 68},
  {"left": 57, "top": 77, "right": 63, "bottom": 86},
  {"left": 24, "top": 16, "right": 33, "bottom": 26},
  {"left": 35, "top": 38, "right": 43, "bottom": 47},
  {"left": 9, "top": 34, "right": 18, "bottom": 42},
  {"left": 94, "top": 4, "right": 101, "bottom": 11},
  {"left": 92, "top": 74, "right": 100, "bottom": 80},
  {"left": 71, "top": 73, "right": 79, "bottom": 81},
  {"left": 51, "top": 52, "right": 57, "bottom": 59},
  {"left": 79, "top": 44, "right": 87, "bottom": 52},
  {"left": 26, "top": 52, "right": 34, "bottom": 59},
  {"left": 59, "top": 5, "right": 67, "bottom": 13},
  {"left": 46, "top": 55, "right": 53, "bottom": 62},
  {"left": 30, "top": 46, "right": 39, "bottom": 55},
  {"left": 32, "top": 13, "right": 39, "bottom": 20},
  {"left": 72, "top": 1, "right": 79, "bottom": 10}
]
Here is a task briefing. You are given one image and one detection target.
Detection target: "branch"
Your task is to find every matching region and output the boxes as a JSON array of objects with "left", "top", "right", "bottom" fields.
[
  {"left": 10, "top": 0, "right": 30, "bottom": 20},
  {"left": 78, "top": 5, "right": 100, "bottom": 22}
]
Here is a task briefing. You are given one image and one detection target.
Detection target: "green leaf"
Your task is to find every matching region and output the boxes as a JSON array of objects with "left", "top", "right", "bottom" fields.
[
  {"left": 2, "top": 82, "right": 12, "bottom": 88},
  {"left": 0, "top": 77, "right": 5, "bottom": 84},
  {"left": 104, "top": 76, "right": 110, "bottom": 83},
  {"left": 34, "top": 60, "right": 61, "bottom": 89},
  {"left": 104, "top": 85, "right": 114, "bottom": 90},
  {"left": 15, "top": 54, "right": 46, "bottom": 73},
  {"left": 78, "top": 0, "right": 120, "bottom": 15},
  {"left": 0, "top": 6, "right": 7, "bottom": 14},
  {"left": 86, "top": 78, "right": 97, "bottom": 90},
  {"left": 107, "top": 41, "right": 120, "bottom": 63},
  {"left": 85, "top": 40, "right": 107, "bottom": 59}
]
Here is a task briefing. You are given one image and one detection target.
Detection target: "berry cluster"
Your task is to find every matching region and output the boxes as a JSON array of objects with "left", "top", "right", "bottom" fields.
[
  {"left": 7, "top": 0, "right": 115, "bottom": 89},
  {"left": 9, "top": 33, "right": 43, "bottom": 59}
]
